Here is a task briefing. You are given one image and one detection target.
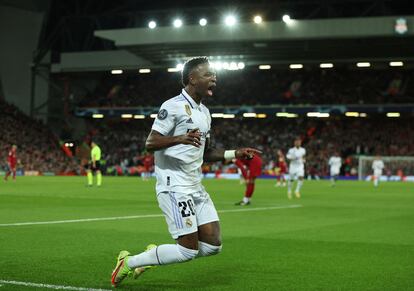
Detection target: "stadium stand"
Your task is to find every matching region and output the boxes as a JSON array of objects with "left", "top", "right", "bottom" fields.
[
  {"left": 2, "top": 66, "right": 413, "bottom": 176},
  {"left": 85, "top": 115, "right": 414, "bottom": 177},
  {"left": 0, "top": 100, "right": 78, "bottom": 174},
  {"left": 73, "top": 68, "right": 413, "bottom": 107}
]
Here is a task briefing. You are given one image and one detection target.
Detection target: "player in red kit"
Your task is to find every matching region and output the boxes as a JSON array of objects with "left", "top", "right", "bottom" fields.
[
  {"left": 234, "top": 154, "right": 262, "bottom": 206},
  {"left": 4, "top": 145, "right": 17, "bottom": 181},
  {"left": 141, "top": 152, "right": 154, "bottom": 181},
  {"left": 275, "top": 149, "right": 287, "bottom": 187}
]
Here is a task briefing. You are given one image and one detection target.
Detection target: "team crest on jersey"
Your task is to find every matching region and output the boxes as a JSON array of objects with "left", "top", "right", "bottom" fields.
[
  {"left": 185, "top": 104, "right": 192, "bottom": 116},
  {"left": 185, "top": 218, "right": 193, "bottom": 228},
  {"left": 157, "top": 109, "right": 168, "bottom": 120}
]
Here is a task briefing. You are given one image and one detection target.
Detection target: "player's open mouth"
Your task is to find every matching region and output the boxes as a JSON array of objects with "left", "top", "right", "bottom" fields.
[{"left": 207, "top": 85, "right": 215, "bottom": 96}]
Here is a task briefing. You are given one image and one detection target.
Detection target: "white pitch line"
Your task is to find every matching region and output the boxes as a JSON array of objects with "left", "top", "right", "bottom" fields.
[
  {"left": 0, "top": 204, "right": 302, "bottom": 227},
  {"left": 0, "top": 213, "right": 164, "bottom": 227},
  {"left": 219, "top": 204, "right": 302, "bottom": 213},
  {"left": 0, "top": 280, "right": 112, "bottom": 291}
]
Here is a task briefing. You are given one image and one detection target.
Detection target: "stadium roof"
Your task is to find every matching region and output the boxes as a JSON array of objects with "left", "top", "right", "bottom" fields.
[
  {"left": 18, "top": 0, "right": 413, "bottom": 69},
  {"left": 94, "top": 16, "right": 414, "bottom": 66}
]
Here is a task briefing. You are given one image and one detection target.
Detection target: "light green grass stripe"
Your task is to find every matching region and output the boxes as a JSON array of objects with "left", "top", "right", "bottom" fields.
[
  {"left": 0, "top": 280, "right": 111, "bottom": 291},
  {"left": 0, "top": 204, "right": 302, "bottom": 227}
]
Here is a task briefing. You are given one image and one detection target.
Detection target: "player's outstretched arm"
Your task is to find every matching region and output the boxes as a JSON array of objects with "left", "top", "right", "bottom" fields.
[
  {"left": 145, "top": 129, "right": 202, "bottom": 152},
  {"left": 204, "top": 138, "right": 262, "bottom": 162}
]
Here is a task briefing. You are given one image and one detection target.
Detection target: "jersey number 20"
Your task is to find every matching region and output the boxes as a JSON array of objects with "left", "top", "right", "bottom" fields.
[{"left": 178, "top": 200, "right": 195, "bottom": 218}]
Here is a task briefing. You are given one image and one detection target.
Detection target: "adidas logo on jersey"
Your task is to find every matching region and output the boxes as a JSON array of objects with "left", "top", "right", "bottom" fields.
[{"left": 186, "top": 118, "right": 193, "bottom": 124}]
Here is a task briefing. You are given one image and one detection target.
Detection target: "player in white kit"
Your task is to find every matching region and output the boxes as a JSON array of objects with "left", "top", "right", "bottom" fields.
[
  {"left": 372, "top": 156, "right": 385, "bottom": 187},
  {"left": 286, "top": 138, "right": 306, "bottom": 199},
  {"left": 111, "top": 57, "right": 261, "bottom": 287},
  {"left": 328, "top": 153, "right": 342, "bottom": 187}
]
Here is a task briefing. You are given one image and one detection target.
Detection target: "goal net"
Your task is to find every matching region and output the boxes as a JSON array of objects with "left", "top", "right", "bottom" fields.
[{"left": 358, "top": 156, "right": 414, "bottom": 182}]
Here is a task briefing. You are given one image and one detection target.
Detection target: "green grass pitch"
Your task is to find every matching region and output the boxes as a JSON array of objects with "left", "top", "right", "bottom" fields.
[{"left": 1, "top": 177, "right": 414, "bottom": 290}]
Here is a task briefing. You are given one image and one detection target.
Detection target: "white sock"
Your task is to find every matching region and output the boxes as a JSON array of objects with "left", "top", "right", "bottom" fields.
[
  {"left": 374, "top": 178, "right": 378, "bottom": 187},
  {"left": 296, "top": 180, "right": 303, "bottom": 192},
  {"left": 287, "top": 180, "right": 293, "bottom": 192},
  {"left": 243, "top": 197, "right": 250, "bottom": 203},
  {"left": 127, "top": 244, "right": 198, "bottom": 268},
  {"left": 197, "top": 241, "right": 222, "bottom": 257}
]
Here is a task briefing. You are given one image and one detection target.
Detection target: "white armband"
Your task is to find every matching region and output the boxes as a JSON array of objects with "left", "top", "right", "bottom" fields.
[{"left": 224, "top": 150, "right": 236, "bottom": 160}]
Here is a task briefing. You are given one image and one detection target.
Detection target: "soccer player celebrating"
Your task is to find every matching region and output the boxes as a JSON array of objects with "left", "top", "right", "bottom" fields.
[
  {"left": 328, "top": 152, "right": 342, "bottom": 186},
  {"left": 86, "top": 141, "right": 102, "bottom": 187},
  {"left": 234, "top": 154, "right": 263, "bottom": 206},
  {"left": 275, "top": 149, "right": 287, "bottom": 187},
  {"left": 286, "top": 138, "right": 306, "bottom": 199},
  {"left": 111, "top": 57, "right": 261, "bottom": 287},
  {"left": 372, "top": 155, "right": 385, "bottom": 187},
  {"left": 4, "top": 145, "right": 17, "bottom": 181}
]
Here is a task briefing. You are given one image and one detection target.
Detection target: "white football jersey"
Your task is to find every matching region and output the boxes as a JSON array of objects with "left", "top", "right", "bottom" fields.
[
  {"left": 372, "top": 160, "right": 384, "bottom": 172},
  {"left": 151, "top": 89, "right": 211, "bottom": 194},
  {"left": 329, "top": 156, "right": 342, "bottom": 171},
  {"left": 286, "top": 147, "right": 306, "bottom": 169}
]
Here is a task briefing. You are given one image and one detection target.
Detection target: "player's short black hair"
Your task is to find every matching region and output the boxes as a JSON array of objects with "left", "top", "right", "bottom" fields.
[{"left": 181, "top": 56, "right": 209, "bottom": 87}]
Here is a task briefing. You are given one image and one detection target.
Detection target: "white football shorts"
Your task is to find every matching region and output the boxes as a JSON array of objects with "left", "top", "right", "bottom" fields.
[
  {"left": 157, "top": 189, "right": 219, "bottom": 239},
  {"left": 374, "top": 170, "right": 383, "bottom": 177},
  {"left": 289, "top": 165, "right": 305, "bottom": 179},
  {"left": 330, "top": 168, "right": 340, "bottom": 176}
]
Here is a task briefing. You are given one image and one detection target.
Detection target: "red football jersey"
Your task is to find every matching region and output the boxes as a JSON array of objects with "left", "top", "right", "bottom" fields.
[
  {"left": 236, "top": 155, "right": 262, "bottom": 178},
  {"left": 143, "top": 154, "right": 154, "bottom": 170},
  {"left": 234, "top": 159, "right": 248, "bottom": 179},
  {"left": 8, "top": 150, "right": 17, "bottom": 165},
  {"left": 278, "top": 157, "right": 287, "bottom": 173}
]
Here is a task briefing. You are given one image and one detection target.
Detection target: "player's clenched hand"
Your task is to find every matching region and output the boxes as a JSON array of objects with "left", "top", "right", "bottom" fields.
[
  {"left": 236, "top": 148, "right": 262, "bottom": 159},
  {"left": 180, "top": 128, "right": 202, "bottom": 147}
]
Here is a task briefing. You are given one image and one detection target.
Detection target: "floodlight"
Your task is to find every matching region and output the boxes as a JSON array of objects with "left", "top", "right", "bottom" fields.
[
  {"left": 148, "top": 21, "right": 156, "bottom": 29},
  {"left": 173, "top": 19, "right": 183, "bottom": 28}
]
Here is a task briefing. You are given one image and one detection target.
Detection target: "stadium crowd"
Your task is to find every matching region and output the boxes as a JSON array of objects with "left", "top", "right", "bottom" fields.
[
  {"left": 2, "top": 94, "right": 413, "bottom": 176},
  {"left": 0, "top": 100, "right": 78, "bottom": 174},
  {"left": 2, "top": 89, "right": 413, "bottom": 177},
  {"left": 74, "top": 68, "right": 413, "bottom": 107},
  {"left": 86, "top": 116, "right": 414, "bottom": 177},
  {"left": 82, "top": 120, "right": 151, "bottom": 175}
]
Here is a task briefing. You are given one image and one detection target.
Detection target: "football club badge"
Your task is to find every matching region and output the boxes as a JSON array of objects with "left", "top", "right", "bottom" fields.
[
  {"left": 185, "top": 104, "right": 192, "bottom": 116},
  {"left": 185, "top": 218, "right": 193, "bottom": 228},
  {"left": 395, "top": 18, "right": 408, "bottom": 35},
  {"left": 157, "top": 109, "right": 168, "bottom": 120}
]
